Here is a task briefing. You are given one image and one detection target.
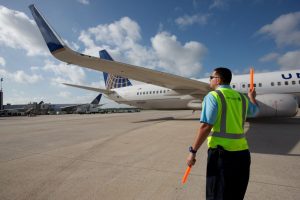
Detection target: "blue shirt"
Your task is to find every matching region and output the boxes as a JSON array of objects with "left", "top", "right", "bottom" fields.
[{"left": 200, "top": 85, "right": 259, "bottom": 125}]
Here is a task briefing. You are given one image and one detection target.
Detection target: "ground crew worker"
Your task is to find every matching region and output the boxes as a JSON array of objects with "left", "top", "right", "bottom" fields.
[{"left": 186, "top": 67, "right": 258, "bottom": 200}]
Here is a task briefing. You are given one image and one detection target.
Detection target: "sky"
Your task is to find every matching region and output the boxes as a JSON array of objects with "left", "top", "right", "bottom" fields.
[{"left": 0, "top": 0, "right": 299, "bottom": 106}]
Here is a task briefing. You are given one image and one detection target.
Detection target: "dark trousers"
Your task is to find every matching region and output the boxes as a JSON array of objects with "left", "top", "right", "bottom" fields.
[{"left": 206, "top": 146, "right": 251, "bottom": 200}]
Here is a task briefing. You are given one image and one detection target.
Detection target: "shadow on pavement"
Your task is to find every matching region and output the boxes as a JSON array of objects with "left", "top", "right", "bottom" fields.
[
  {"left": 246, "top": 117, "right": 300, "bottom": 156},
  {"left": 133, "top": 114, "right": 300, "bottom": 156},
  {"left": 133, "top": 117, "right": 199, "bottom": 123}
]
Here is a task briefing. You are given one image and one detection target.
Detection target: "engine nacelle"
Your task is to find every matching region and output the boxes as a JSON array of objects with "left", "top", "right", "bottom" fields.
[
  {"left": 187, "top": 100, "right": 202, "bottom": 110},
  {"left": 255, "top": 94, "right": 298, "bottom": 117}
]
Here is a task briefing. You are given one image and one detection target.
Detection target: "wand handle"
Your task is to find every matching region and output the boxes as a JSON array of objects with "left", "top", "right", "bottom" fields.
[{"left": 250, "top": 68, "right": 254, "bottom": 90}]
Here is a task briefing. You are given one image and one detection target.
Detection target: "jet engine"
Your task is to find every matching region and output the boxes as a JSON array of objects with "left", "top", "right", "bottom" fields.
[
  {"left": 255, "top": 94, "right": 298, "bottom": 117},
  {"left": 187, "top": 100, "right": 202, "bottom": 110}
]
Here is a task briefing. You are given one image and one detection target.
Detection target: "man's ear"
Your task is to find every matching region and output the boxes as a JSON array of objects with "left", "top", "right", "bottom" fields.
[{"left": 216, "top": 78, "right": 222, "bottom": 85}]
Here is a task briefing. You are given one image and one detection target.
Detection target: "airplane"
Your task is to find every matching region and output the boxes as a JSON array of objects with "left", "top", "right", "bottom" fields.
[
  {"left": 29, "top": 4, "right": 300, "bottom": 118},
  {"left": 61, "top": 93, "right": 104, "bottom": 114}
]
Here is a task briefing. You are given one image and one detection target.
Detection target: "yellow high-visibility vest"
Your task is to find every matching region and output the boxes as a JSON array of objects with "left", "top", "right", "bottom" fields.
[{"left": 207, "top": 88, "right": 249, "bottom": 151}]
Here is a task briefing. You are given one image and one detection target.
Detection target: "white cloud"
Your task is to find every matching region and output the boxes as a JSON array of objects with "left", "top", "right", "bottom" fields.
[
  {"left": 257, "top": 11, "right": 300, "bottom": 47},
  {"left": 78, "top": 31, "right": 101, "bottom": 57},
  {"left": 58, "top": 91, "right": 71, "bottom": 98},
  {"left": 64, "top": 39, "right": 80, "bottom": 51},
  {"left": 0, "top": 6, "right": 49, "bottom": 56},
  {"left": 79, "top": 31, "right": 96, "bottom": 49},
  {"left": 4, "top": 90, "right": 47, "bottom": 104},
  {"left": 43, "top": 60, "right": 86, "bottom": 86},
  {"left": 209, "top": 0, "right": 227, "bottom": 10},
  {"left": 192, "top": 0, "right": 199, "bottom": 9},
  {"left": 277, "top": 50, "right": 300, "bottom": 70},
  {"left": 78, "top": 16, "right": 146, "bottom": 66},
  {"left": 79, "top": 17, "right": 157, "bottom": 67},
  {"left": 78, "top": 17, "right": 207, "bottom": 77},
  {"left": 0, "top": 68, "right": 43, "bottom": 84},
  {"left": 78, "top": 0, "right": 90, "bottom": 5},
  {"left": 14, "top": 70, "right": 43, "bottom": 84},
  {"left": 151, "top": 32, "right": 207, "bottom": 76},
  {"left": 0, "top": 56, "right": 5, "bottom": 66},
  {"left": 30, "top": 66, "right": 40, "bottom": 71},
  {"left": 175, "top": 14, "right": 210, "bottom": 28},
  {"left": 0, "top": 69, "right": 7, "bottom": 77},
  {"left": 259, "top": 52, "right": 279, "bottom": 62},
  {"left": 90, "top": 80, "right": 105, "bottom": 88},
  {"left": 79, "top": 17, "right": 141, "bottom": 51}
]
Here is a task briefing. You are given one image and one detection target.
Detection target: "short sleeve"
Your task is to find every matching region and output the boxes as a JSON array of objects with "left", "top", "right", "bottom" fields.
[
  {"left": 200, "top": 93, "right": 218, "bottom": 125},
  {"left": 247, "top": 100, "right": 259, "bottom": 117}
]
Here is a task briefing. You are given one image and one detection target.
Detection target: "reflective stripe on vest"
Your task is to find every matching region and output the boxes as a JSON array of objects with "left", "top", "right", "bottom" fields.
[{"left": 210, "top": 90, "right": 247, "bottom": 139}]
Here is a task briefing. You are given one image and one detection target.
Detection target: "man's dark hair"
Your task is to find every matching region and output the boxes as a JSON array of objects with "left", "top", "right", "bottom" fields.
[{"left": 214, "top": 67, "right": 232, "bottom": 84}]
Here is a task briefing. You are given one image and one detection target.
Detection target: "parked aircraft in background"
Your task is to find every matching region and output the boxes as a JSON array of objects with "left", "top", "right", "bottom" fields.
[
  {"left": 61, "top": 94, "right": 104, "bottom": 114},
  {"left": 29, "top": 4, "right": 299, "bottom": 118}
]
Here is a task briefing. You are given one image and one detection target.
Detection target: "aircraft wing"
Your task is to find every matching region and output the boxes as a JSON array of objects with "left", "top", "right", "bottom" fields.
[{"left": 29, "top": 5, "right": 210, "bottom": 95}]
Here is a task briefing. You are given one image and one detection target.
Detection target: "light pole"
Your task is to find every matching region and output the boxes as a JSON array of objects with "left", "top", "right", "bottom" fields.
[
  {"left": 0, "top": 77, "right": 3, "bottom": 91},
  {"left": 0, "top": 77, "right": 3, "bottom": 110}
]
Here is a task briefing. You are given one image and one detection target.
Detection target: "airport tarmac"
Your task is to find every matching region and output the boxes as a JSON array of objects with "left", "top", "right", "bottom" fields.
[{"left": 0, "top": 110, "right": 299, "bottom": 200}]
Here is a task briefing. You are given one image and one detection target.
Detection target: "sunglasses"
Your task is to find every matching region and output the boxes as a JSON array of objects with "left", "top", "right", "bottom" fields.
[{"left": 209, "top": 76, "right": 220, "bottom": 80}]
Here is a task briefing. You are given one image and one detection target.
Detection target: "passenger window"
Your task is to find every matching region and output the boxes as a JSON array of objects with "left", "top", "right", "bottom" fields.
[
  {"left": 285, "top": 81, "right": 288, "bottom": 85},
  {"left": 149, "top": 91, "right": 152, "bottom": 94},
  {"left": 242, "top": 84, "right": 245, "bottom": 88},
  {"left": 143, "top": 92, "right": 145, "bottom": 95},
  {"left": 247, "top": 84, "right": 250, "bottom": 88},
  {"left": 160, "top": 90, "right": 162, "bottom": 93},
  {"left": 156, "top": 91, "right": 159, "bottom": 94},
  {"left": 259, "top": 83, "right": 262, "bottom": 87},
  {"left": 163, "top": 90, "right": 166, "bottom": 93},
  {"left": 271, "top": 82, "right": 274, "bottom": 86},
  {"left": 254, "top": 83, "right": 256, "bottom": 87},
  {"left": 292, "top": 81, "right": 296, "bottom": 85},
  {"left": 153, "top": 91, "right": 155, "bottom": 94},
  {"left": 278, "top": 82, "right": 281, "bottom": 86},
  {"left": 232, "top": 85, "right": 235, "bottom": 89},
  {"left": 146, "top": 92, "right": 148, "bottom": 94},
  {"left": 137, "top": 92, "right": 139, "bottom": 95}
]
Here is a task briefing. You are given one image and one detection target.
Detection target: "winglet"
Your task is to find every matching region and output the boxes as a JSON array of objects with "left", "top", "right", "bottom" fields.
[{"left": 29, "top": 4, "right": 65, "bottom": 53}]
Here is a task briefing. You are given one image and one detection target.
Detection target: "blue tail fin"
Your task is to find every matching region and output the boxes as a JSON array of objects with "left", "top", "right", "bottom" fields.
[
  {"left": 99, "top": 50, "right": 132, "bottom": 90},
  {"left": 91, "top": 94, "right": 102, "bottom": 104}
]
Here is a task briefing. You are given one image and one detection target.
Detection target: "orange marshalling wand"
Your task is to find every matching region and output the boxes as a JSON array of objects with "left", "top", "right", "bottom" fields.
[
  {"left": 250, "top": 68, "right": 254, "bottom": 91},
  {"left": 182, "top": 166, "right": 192, "bottom": 184}
]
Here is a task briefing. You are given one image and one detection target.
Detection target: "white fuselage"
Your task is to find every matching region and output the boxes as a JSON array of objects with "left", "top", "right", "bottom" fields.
[{"left": 107, "top": 69, "right": 300, "bottom": 110}]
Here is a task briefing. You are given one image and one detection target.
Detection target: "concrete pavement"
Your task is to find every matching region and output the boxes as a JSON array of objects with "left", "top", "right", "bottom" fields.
[{"left": 0, "top": 110, "right": 299, "bottom": 199}]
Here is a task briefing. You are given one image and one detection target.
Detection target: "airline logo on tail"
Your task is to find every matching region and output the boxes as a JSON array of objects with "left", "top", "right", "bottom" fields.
[{"left": 99, "top": 50, "right": 132, "bottom": 90}]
